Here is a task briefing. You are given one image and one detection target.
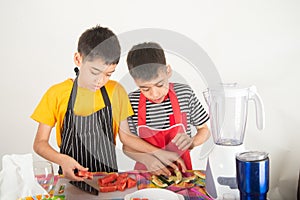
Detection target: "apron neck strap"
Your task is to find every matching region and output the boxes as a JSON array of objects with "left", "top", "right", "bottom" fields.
[
  {"left": 100, "top": 86, "right": 111, "bottom": 107},
  {"left": 138, "top": 83, "right": 182, "bottom": 126},
  {"left": 168, "top": 83, "right": 182, "bottom": 124}
]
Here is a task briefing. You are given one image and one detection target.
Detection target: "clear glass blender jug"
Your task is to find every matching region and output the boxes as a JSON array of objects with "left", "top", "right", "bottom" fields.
[{"left": 203, "top": 83, "right": 264, "bottom": 146}]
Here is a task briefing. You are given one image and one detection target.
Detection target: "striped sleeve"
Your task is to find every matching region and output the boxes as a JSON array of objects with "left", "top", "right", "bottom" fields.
[
  {"left": 127, "top": 115, "right": 138, "bottom": 135},
  {"left": 188, "top": 88, "right": 209, "bottom": 126},
  {"left": 127, "top": 91, "right": 140, "bottom": 135}
]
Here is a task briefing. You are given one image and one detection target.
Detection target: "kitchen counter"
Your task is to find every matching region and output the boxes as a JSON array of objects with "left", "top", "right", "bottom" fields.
[{"left": 27, "top": 170, "right": 212, "bottom": 200}]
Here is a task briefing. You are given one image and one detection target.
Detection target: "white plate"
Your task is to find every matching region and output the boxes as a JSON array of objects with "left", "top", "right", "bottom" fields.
[{"left": 124, "top": 188, "right": 184, "bottom": 200}]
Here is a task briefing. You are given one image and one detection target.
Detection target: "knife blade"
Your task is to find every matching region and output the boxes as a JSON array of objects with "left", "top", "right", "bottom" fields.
[
  {"left": 69, "top": 180, "right": 99, "bottom": 195},
  {"left": 84, "top": 177, "right": 100, "bottom": 191}
]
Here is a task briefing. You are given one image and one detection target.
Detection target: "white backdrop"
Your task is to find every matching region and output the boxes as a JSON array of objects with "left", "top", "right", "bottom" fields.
[{"left": 0, "top": 0, "right": 299, "bottom": 199}]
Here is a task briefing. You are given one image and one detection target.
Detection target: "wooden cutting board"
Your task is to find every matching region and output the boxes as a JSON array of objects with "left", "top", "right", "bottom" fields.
[{"left": 53, "top": 174, "right": 138, "bottom": 200}]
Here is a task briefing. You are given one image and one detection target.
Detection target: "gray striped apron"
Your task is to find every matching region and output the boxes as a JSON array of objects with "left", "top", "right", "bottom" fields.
[{"left": 58, "top": 77, "right": 118, "bottom": 175}]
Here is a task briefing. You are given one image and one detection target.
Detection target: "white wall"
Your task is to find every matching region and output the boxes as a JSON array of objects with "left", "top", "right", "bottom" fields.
[{"left": 0, "top": 0, "right": 299, "bottom": 199}]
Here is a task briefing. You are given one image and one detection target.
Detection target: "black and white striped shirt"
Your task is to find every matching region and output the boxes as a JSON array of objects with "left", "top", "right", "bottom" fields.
[{"left": 127, "top": 83, "right": 209, "bottom": 137}]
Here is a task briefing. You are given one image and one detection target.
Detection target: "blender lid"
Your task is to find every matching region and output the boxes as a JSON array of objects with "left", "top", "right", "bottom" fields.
[
  {"left": 208, "top": 83, "right": 256, "bottom": 97},
  {"left": 236, "top": 151, "right": 268, "bottom": 162}
]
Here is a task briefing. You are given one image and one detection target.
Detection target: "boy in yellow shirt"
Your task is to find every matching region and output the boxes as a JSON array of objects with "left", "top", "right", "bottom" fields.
[{"left": 31, "top": 25, "right": 185, "bottom": 181}]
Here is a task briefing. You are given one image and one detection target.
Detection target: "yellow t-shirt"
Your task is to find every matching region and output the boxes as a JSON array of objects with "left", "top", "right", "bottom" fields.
[{"left": 31, "top": 79, "right": 133, "bottom": 147}]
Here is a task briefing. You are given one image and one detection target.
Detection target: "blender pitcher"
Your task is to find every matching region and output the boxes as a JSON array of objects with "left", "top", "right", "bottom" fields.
[
  {"left": 203, "top": 83, "right": 264, "bottom": 146},
  {"left": 202, "top": 83, "right": 265, "bottom": 199}
]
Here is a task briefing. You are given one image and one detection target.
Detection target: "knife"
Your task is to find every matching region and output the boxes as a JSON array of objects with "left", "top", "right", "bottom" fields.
[
  {"left": 70, "top": 169, "right": 100, "bottom": 195},
  {"left": 69, "top": 180, "right": 99, "bottom": 195}
]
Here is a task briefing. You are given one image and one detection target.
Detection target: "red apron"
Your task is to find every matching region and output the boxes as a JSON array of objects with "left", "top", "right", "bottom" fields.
[{"left": 134, "top": 83, "right": 192, "bottom": 170}]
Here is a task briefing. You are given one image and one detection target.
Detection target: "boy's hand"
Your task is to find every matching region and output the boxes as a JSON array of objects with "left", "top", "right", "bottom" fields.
[
  {"left": 141, "top": 154, "right": 173, "bottom": 176},
  {"left": 153, "top": 149, "right": 187, "bottom": 172},
  {"left": 172, "top": 133, "right": 194, "bottom": 151},
  {"left": 59, "top": 154, "right": 89, "bottom": 181}
]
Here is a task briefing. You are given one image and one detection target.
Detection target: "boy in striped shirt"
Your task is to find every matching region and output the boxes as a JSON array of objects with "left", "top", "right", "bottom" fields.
[{"left": 123, "top": 42, "right": 211, "bottom": 175}]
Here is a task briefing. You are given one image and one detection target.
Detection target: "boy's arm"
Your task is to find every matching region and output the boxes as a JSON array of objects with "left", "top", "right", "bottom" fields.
[
  {"left": 118, "top": 119, "right": 187, "bottom": 172},
  {"left": 190, "top": 124, "right": 211, "bottom": 149},
  {"left": 33, "top": 123, "right": 88, "bottom": 181},
  {"left": 172, "top": 124, "right": 210, "bottom": 150}
]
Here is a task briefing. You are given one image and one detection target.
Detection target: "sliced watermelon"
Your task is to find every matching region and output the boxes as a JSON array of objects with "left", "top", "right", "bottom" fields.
[
  {"left": 76, "top": 170, "right": 93, "bottom": 179},
  {"left": 98, "top": 173, "right": 118, "bottom": 185},
  {"left": 117, "top": 181, "right": 127, "bottom": 191},
  {"left": 127, "top": 177, "right": 137, "bottom": 188}
]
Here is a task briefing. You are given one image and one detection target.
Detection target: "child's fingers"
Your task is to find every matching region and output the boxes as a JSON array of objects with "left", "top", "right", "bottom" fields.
[
  {"left": 65, "top": 170, "right": 85, "bottom": 181},
  {"left": 160, "top": 166, "right": 172, "bottom": 176},
  {"left": 172, "top": 133, "right": 187, "bottom": 144},
  {"left": 171, "top": 134, "right": 180, "bottom": 143},
  {"left": 148, "top": 162, "right": 171, "bottom": 176},
  {"left": 167, "top": 161, "right": 179, "bottom": 171},
  {"left": 172, "top": 134, "right": 189, "bottom": 146},
  {"left": 176, "top": 158, "right": 187, "bottom": 172},
  {"left": 152, "top": 168, "right": 170, "bottom": 176},
  {"left": 76, "top": 165, "right": 89, "bottom": 171},
  {"left": 178, "top": 139, "right": 193, "bottom": 150}
]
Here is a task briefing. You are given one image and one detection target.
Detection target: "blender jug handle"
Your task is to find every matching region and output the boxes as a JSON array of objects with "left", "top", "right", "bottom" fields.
[{"left": 249, "top": 86, "right": 265, "bottom": 130}]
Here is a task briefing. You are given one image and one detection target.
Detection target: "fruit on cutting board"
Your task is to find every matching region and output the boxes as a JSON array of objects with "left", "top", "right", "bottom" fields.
[
  {"left": 173, "top": 169, "right": 182, "bottom": 184},
  {"left": 76, "top": 170, "right": 93, "bottom": 179},
  {"left": 194, "top": 170, "right": 205, "bottom": 179},
  {"left": 127, "top": 177, "right": 137, "bottom": 188},
  {"left": 151, "top": 169, "right": 182, "bottom": 187},
  {"left": 99, "top": 185, "right": 117, "bottom": 193},
  {"left": 151, "top": 170, "right": 205, "bottom": 187},
  {"left": 99, "top": 173, "right": 118, "bottom": 185},
  {"left": 97, "top": 172, "right": 137, "bottom": 192},
  {"left": 182, "top": 174, "right": 197, "bottom": 182},
  {"left": 151, "top": 175, "right": 168, "bottom": 188}
]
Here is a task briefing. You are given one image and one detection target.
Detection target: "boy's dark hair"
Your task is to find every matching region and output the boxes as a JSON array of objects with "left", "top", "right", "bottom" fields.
[
  {"left": 127, "top": 42, "right": 167, "bottom": 81},
  {"left": 78, "top": 25, "right": 120, "bottom": 65}
]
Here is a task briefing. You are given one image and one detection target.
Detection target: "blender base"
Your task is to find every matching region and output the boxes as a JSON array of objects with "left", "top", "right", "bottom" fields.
[{"left": 205, "top": 144, "right": 245, "bottom": 199}]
